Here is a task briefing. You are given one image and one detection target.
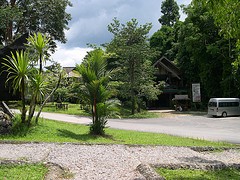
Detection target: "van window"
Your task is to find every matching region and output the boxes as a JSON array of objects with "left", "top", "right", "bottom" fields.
[
  {"left": 219, "top": 102, "right": 239, "bottom": 107},
  {"left": 208, "top": 102, "right": 217, "bottom": 107}
]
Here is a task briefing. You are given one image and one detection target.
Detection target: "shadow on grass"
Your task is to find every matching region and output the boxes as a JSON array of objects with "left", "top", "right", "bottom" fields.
[
  {"left": 57, "top": 129, "right": 98, "bottom": 141},
  {"left": 57, "top": 129, "right": 120, "bottom": 143},
  {"left": 181, "top": 156, "right": 224, "bottom": 165}
]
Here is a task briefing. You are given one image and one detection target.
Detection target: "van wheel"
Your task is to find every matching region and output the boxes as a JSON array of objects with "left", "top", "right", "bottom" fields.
[{"left": 222, "top": 112, "right": 227, "bottom": 117}]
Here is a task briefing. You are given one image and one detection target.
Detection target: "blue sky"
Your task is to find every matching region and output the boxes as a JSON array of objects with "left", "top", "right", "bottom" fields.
[{"left": 51, "top": 0, "right": 192, "bottom": 67}]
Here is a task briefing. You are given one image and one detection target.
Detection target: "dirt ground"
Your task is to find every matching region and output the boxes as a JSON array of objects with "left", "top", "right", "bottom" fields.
[{"left": 149, "top": 109, "right": 207, "bottom": 117}]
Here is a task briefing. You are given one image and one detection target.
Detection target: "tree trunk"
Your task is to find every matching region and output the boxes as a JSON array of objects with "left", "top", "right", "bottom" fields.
[
  {"left": 137, "top": 99, "right": 141, "bottom": 113},
  {"left": 0, "top": 101, "right": 14, "bottom": 118},
  {"left": 130, "top": 59, "right": 135, "bottom": 115},
  {"left": 93, "top": 96, "right": 97, "bottom": 124},
  {"left": 131, "top": 95, "right": 135, "bottom": 115},
  {"left": 39, "top": 53, "right": 43, "bottom": 73},
  {"left": 21, "top": 79, "right": 26, "bottom": 123},
  {"left": 4, "top": 0, "right": 16, "bottom": 45},
  {"left": 28, "top": 94, "right": 37, "bottom": 126},
  {"left": 35, "top": 72, "right": 62, "bottom": 124}
]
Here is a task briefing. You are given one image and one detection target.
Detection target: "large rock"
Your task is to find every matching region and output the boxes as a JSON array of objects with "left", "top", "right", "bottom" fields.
[{"left": 0, "top": 110, "right": 12, "bottom": 134}]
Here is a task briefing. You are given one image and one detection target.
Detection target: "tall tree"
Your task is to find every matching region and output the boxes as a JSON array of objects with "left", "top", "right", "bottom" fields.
[
  {"left": 0, "top": 0, "right": 71, "bottom": 46},
  {"left": 107, "top": 18, "right": 160, "bottom": 114},
  {"left": 158, "top": 0, "right": 180, "bottom": 26},
  {"left": 27, "top": 32, "right": 50, "bottom": 73},
  {"left": 194, "top": 0, "right": 240, "bottom": 69},
  {"left": 150, "top": 25, "right": 178, "bottom": 60},
  {"left": 176, "top": 3, "right": 239, "bottom": 100},
  {"left": 25, "top": 32, "right": 50, "bottom": 125},
  {"left": 0, "top": 0, "right": 22, "bottom": 46},
  {"left": 151, "top": 0, "right": 180, "bottom": 60}
]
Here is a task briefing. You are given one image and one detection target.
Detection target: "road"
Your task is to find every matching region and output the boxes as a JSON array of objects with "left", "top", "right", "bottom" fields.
[
  {"left": 108, "top": 114, "right": 240, "bottom": 144},
  {"left": 12, "top": 110, "right": 240, "bottom": 144}
]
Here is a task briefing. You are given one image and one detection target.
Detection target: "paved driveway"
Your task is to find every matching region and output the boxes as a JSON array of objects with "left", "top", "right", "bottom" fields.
[
  {"left": 12, "top": 110, "right": 240, "bottom": 144},
  {"left": 108, "top": 113, "right": 240, "bottom": 144}
]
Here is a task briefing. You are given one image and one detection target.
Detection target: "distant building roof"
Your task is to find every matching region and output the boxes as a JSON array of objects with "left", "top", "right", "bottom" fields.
[
  {"left": 153, "top": 56, "right": 181, "bottom": 79},
  {"left": 63, "top": 67, "right": 80, "bottom": 78}
]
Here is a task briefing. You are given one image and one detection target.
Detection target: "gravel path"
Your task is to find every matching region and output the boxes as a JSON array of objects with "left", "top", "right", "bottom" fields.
[{"left": 0, "top": 143, "right": 239, "bottom": 179}]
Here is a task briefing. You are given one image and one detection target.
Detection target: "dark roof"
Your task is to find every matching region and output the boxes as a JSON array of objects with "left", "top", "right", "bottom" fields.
[
  {"left": 0, "top": 33, "right": 29, "bottom": 101},
  {"left": 0, "top": 33, "right": 28, "bottom": 57},
  {"left": 62, "top": 67, "right": 79, "bottom": 78},
  {"left": 153, "top": 56, "right": 181, "bottom": 79},
  {"left": 63, "top": 67, "right": 75, "bottom": 74}
]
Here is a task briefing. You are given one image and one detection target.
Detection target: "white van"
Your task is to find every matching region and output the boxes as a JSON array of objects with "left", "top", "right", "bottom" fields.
[{"left": 208, "top": 98, "right": 240, "bottom": 117}]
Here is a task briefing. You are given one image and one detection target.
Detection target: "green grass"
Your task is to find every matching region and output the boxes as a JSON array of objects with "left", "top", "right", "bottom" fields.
[
  {"left": 38, "top": 103, "right": 90, "bottom": 116},
  {"left": 0, "top": 163, "right": 48, "bottom": 180},
  {"left": 8, "top": 101, "right": 161, "bottom": 118},
  {"left": 156, "top": 168, "right": 240, "bottom": 180},
  {"left": 7, "top": 101, "right": 90, "bottom": 116},
  {"left": 0, "top": 116, "right": 236, "bottom": 147},
  {"left": 40, "top": 103, "right": 161, "bottom": 118},
  {"left": 120, "top": 108, "right": 161, "bottom": 118}
]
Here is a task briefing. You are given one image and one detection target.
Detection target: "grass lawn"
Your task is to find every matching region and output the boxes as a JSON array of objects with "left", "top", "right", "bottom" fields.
[
  {"left": 40, "top": 103, "right": 161, "bottom": 118},
  {"left": 0, "top": 116, "right": 237, "bottom": 148},
  {"left": 8, "top": 101, "right": 161, "bottom": 118},
  {"left": 156, "top": 168, "right": 240, "bottom": 180},
  {"left": 37, "top": 103, "right": 90, "bottom": 116},
  {"left": 0, "top": 163, "right": 48, "bottom": 180}
]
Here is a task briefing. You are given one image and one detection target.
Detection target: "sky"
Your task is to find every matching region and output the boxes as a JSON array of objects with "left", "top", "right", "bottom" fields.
[{"left": 51, "top": 0, "right": 192, "bottom": 67}]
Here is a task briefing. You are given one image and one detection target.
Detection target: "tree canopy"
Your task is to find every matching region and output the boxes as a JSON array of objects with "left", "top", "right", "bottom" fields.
[
  {"left": 193, "top": 0, "right": 240, "bottom": 68},
  {"left": 0, "top": 0, "right": 71, "bottom": 46},
  {"left": 150, "top": 0, "right": 240, "bottom": 104},
  {"left": 158, "top": 0, "right": 180, "bottom": 26},
  {"left": 107, "top": 18, "right": 161, "bottom": 114}
]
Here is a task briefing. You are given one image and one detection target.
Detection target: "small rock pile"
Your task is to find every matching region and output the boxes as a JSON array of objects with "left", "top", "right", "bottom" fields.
[{"left": 0, "top": 109, "right": 12, "bottom": 134}]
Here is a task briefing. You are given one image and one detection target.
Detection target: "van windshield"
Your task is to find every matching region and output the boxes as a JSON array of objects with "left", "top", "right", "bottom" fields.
[{"left": 208, "top": 102, "right": 217, "bottom": 107}]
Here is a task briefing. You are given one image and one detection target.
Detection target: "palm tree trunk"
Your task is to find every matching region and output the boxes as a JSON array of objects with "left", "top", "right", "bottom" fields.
[
  {"left": 93, "top": 96, "right": 97, "bottom": 124},
  {"left": 28, "top": 94, "right": 37, "bottom": 126},
  {"left": 21, "top": 79, "right": 26, "bottom": 123},
  {"left": 39, "top": 53, "right": 43, "bottom": 73},
  {"left": 35, "top": 72, "right": 62, "bottom": 124}
]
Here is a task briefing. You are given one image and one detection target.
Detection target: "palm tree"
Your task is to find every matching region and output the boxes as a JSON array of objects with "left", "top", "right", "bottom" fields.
[
  {"left": 27, "top": 32, "right": 50, "bottom": 73},
  {"left": 26, "top": 32, "right": 51, "bottom": 125},
  {"left": 2, "top": 50, "right": 31, "bottom": 123},
  {"left": 75, "top": 49, "right": 118, "bottom": 135},
  {"left": 27, "top": 72, "right": 48, "bottom": 125}
]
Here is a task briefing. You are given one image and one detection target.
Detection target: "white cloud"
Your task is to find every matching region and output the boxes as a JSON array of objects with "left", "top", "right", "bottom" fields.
[
  {"left": 52, "top": 0, "right": 192, "bottom": 67},
  {"left": 51, "top": 45, "right": 92, "bottom": 67}
]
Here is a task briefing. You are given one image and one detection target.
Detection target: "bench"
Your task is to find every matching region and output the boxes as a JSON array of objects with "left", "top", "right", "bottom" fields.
[{"left": 55, "top": 103, "right": 68, "bottom": 110}]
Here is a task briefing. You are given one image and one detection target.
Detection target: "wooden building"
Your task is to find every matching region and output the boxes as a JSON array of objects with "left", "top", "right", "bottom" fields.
[
  {"left": 148, "top": 56, "right": 187, "bottom": 108},
  {"left": 0, "top": 34, "right": 28, "bottom": 101}
]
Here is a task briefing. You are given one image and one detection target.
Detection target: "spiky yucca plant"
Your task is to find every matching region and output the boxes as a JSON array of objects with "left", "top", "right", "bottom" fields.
[{"left": 2, "top": 51, "right": 31, "bottom": 123}]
